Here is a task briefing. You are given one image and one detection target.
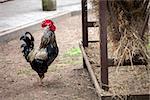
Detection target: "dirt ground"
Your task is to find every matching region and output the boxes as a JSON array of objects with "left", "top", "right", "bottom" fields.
[
  {"left": 86, "top": 42, "right": 150, "bottom": 96},
  {"left": 0, "top": 14, "right": 99, "bottom": 100}
]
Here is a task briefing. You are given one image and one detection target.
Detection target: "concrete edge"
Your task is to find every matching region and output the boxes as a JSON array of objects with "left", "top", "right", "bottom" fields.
[{"left": 0, "top": 10, "right": 81, "bottom": 43}]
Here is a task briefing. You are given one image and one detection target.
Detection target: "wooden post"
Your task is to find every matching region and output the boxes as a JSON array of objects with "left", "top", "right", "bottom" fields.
[
  {"left": 82, "top": 0, "right": 88, "bottom": 68},
  {"left": 42, "top": 0, "right": 56, "bottom": 11},
  {"left": 99, "top": 0, "right": 109, "bottom": 91},
  {"left": 79, "top": 43, "right": 102, "bottom": 99}
]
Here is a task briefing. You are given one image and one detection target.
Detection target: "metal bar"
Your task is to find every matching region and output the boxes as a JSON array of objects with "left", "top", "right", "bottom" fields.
[
  {"left": 99, "top": 0, "right": 109, "bottom": 91},
  {"left": 82, "top": 0, "right": 88, "bottom": 68},
  {"left": 88, "top": 40, "right": 99, "bottom": 43},
  {"left": 82, "top": 0, "right": 88, "bottom": 47},
  {"left": 88, "top": 22, "right": 99, "bottom": 27},
  {"left": 102, "top": 94, "right": 150, "bottom": 100}
]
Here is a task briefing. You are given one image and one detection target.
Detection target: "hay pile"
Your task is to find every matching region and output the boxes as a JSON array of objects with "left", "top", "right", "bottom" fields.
[{"left": 90, "top": 0, "right": 150, "bottom": 65}]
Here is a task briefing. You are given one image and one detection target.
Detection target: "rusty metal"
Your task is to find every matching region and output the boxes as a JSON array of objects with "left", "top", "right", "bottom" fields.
[
  {"left": 88, "top": 40, "right": 99, "bottom": 43},
  {"left": 81, "top": 0, "right": 88, "bottom": 68},
  {"left": 88, "top": 22, "right": 99, "bottom": 27},
  {"left": 99, "top": 0, "right": 109, "bottom": 91},
  {"left": 82, "top": 0, "right": 88, "bottom": 47}
]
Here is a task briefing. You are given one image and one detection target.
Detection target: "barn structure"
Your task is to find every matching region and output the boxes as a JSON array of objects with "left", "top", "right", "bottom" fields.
[{"left": 80, "top": 0, "right": 150, "bottom": 99}]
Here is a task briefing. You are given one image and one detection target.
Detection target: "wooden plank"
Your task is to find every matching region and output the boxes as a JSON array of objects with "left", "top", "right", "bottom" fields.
[
  {"left": 82, "top": 0, "right": 88, "bottom": 47},
  {"left": 99, "top": 0, "right": 109, "bottom": 91},
  {"left": 79, "top": 43, "right": 102, "bottom": 100},
  {"left": 102, "top": 94, "right": 150, "bottom": 100}
]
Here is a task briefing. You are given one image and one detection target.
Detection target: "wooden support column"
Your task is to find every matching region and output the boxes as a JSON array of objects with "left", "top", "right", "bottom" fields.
[
  {"left": 82, "top": 0, "right": 88, "bottom": 68},
  {"left": 99, "top": 0, "right": 109, "bottom": 91}
]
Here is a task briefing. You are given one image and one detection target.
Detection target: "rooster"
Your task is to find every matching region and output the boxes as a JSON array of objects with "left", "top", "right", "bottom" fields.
[{"left": 20, "top": 19, "right": 59, "bottom": 84}]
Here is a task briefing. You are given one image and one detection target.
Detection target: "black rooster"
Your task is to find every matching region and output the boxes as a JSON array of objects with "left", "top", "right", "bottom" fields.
[{"left": 20, "top": 19, "right": 59, "bottom": 84}]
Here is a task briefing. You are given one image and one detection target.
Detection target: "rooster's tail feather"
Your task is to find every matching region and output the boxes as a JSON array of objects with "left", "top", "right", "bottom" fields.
[{"left": 20, "top": 32, "right": 34, "bottom": 62}]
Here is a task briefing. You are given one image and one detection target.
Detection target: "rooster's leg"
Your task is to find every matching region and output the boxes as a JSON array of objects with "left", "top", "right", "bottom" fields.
[
  {"left": 39, "top": 77, "right": 43, "bottom": 85},
  {"left": 38, "top": 73, "right": 44, "bottom": 85}
]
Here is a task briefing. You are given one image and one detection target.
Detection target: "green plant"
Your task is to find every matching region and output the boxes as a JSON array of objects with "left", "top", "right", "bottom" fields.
[{"left": 64, "top": 47, "right": 81, "bottom": 57}]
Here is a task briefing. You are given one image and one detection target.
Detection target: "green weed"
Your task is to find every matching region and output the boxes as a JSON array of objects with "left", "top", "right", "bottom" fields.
[{"left": 64, "top": 47, "right": 81, "bottom": 57}]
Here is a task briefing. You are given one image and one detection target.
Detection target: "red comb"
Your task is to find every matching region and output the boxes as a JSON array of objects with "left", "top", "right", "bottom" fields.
[{"left": 41, "top": 19, "right": 56, "bottom": 31}]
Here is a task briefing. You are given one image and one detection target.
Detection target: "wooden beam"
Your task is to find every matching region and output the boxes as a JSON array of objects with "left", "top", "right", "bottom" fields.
[
  {"left": 102, "top": 94, "right": 150, "bottom": 100},
  {"left": 79, "top": 43, "right": 102, "bottom": 100},
  {"left": 99, "top": 0, "right": 109, "bottom": 91}
]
